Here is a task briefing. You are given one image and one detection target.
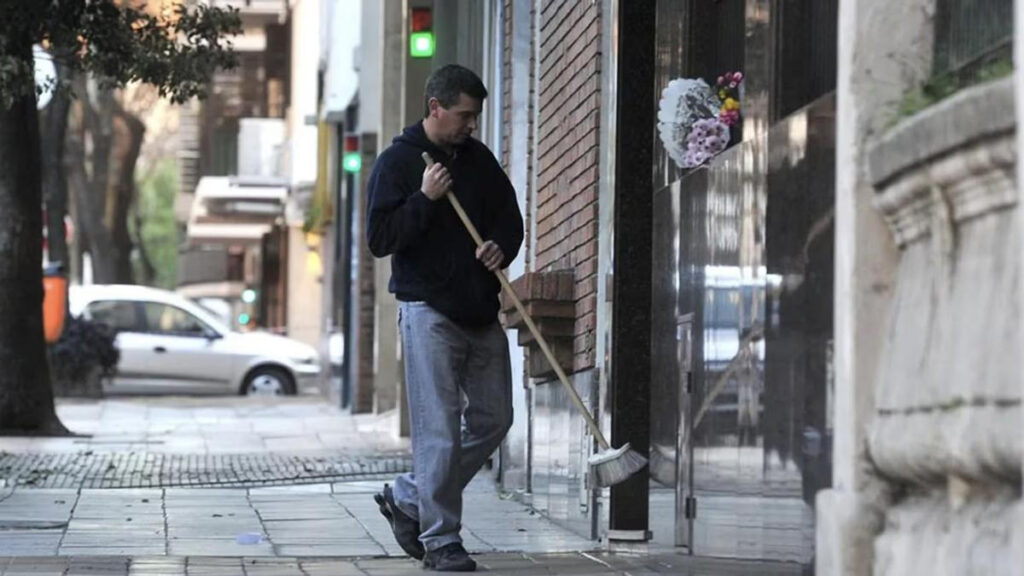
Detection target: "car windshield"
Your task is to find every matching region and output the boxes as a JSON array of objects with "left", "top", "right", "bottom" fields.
[{"left": 179, "top": 296, "right": 233, "bottom": 335}]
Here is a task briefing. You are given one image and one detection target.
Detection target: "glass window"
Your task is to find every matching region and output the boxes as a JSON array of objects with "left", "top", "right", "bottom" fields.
[
  {"left": 934, "top": 0, "right": 1011, "bottom": 78},
  {"left": 141, "top": 302, "right": 209, "bottom": 336},
  {"left": 84, "top": 300, "right": 142, "bottom": 332}
]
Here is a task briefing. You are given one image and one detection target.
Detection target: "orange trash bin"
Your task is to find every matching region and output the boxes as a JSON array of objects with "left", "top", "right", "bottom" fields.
[{"left": 43, "top": 263, "right": 67, "bottom": 344}]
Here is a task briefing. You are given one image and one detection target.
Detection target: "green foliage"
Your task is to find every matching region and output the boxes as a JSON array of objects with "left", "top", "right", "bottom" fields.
[
  {"left": 0, "top": 0, "right": 242, "bottom": 109},
  {"left": 895, "top": 56, "right": 1014, "bottom": 123},
  {"left": 134, "top": 158, "right": 179, "bottom": 290},
  {"left": 303, "top": 199, "right": 324, "bottom": 235}
]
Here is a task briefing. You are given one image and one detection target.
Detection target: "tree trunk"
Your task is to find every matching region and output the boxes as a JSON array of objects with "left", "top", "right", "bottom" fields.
[
  {"left": 68, "top": 83, "right": 145, "bottom": 285},
  {"left": 109, "top": 106, "right": 146, "bottom": 283},
  {"left": 0, "top": 68, "right": 70, "bottom": 435},
  {"left": 132, "top": 202, "right": 157, "bottom": 286}
]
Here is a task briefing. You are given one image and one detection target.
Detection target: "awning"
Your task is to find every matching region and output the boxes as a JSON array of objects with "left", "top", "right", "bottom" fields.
[
  {"left": 195, "top": 176, "right": 288, "bottom": 202},
  {"left": 186, "top": 176, "right": 288, "bottom": 245},
  {"left": 186, "top": 222, "right": 273, "bottom": 244}
]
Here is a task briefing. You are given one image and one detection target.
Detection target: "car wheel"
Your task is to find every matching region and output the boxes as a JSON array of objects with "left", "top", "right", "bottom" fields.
[{"left": 242, "top": 367, "right": 296, "bottom": 396}]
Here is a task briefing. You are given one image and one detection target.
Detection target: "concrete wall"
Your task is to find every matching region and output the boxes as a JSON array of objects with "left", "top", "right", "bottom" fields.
[
  {"left": 285, "top": 225, "right": 322, "bottom": 349},
  {"left": 284, "top": 0, "right": 323, "bottom": 350},
  {"left": 287, "top": 0, "right": 320, "bottom": 187}
]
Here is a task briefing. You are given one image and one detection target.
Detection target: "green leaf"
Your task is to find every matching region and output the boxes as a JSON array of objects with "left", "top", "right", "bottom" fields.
[{"left": 0, "top": 0, "right": 242, "bottom": 109}]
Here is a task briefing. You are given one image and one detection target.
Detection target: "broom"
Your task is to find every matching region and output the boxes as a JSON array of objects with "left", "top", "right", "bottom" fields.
[{"left": 422, "top": 152, "right": 647, "bottom": 487}]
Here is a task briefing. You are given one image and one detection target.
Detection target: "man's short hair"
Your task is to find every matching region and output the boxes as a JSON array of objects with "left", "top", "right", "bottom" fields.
[{"left": 423, "top": 64, "right": 488, "bottom": 117}]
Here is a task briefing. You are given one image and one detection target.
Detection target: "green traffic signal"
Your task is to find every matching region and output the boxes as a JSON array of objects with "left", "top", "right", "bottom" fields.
[
  {"left": 410, "top": 32, "right": 434, "bottom": 58},
  {"left": 343, "top": 152, "right": 362, "bottom": 173}
]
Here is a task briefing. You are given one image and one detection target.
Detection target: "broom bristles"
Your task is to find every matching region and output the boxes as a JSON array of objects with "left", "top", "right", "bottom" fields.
[{"left": 588, "top": 443, "right": 648, "bottom": 488}]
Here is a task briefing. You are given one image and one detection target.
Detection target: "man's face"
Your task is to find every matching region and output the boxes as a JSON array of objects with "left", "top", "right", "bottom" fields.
[{"left": 429, "top": 93, "right": 482, "bottom": 146}]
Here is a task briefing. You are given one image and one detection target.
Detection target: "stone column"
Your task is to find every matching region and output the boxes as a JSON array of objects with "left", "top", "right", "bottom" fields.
[
  {"left": 820, "top": 0, "right": 1023, "bottom": 569},
  {"left": 816, "top": 0, "right": 932, "bottom": 573},
  {"left": 1016, "top": 0, "right": 1024, "bottom": 566},
  {"left": 867, "top": 77, "right": 1019, "bottom": 576}
]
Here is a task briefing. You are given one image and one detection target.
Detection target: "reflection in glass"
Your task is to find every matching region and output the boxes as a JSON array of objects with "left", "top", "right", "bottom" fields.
[{"left": 649, "top": 96, "right": 834, "bottom": 567}]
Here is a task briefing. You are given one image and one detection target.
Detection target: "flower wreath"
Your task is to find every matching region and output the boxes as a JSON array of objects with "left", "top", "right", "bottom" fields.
[{"left": 657, "top": 71, "right": 744, "bottom": 169}]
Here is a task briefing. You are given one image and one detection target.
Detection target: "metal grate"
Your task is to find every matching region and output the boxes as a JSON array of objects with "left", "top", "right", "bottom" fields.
[
  {"left": 934, "top": 0, "right": 1012, "bottom": 76},
  {"left": 0, "top": 452, "right": 411, "bottom": 489}
]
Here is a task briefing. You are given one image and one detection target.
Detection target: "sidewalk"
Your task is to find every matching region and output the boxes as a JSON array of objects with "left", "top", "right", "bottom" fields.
[
  {"left": 0, "top": 553, "right": 799, "bottom": 575},
  {"left": 0, "top": 396, "right": 409, "bottom": 456},
  {"left": 0, "top": 397, "right": 801, "bottom": 574},
  {"left": 0, "top": 479, "right": 593, "bottom": 558}
]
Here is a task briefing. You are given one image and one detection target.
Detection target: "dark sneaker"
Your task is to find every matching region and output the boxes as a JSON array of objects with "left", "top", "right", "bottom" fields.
[
  {"left": 423, "top": 542, "right": 476, "bottom": 572},
  {"left": 374, "top": 484, "right": 424, "bottom": 560}
]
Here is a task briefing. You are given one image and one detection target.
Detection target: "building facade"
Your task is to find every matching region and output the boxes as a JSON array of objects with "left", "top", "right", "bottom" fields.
[{"left": 317, "top": 0, "right": 1019, "bottom": 572}]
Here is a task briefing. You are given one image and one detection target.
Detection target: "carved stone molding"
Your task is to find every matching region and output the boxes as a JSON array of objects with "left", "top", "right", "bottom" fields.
[
  {"left": 856, "top": 76, "right": 1021, "bottom": 576},
  {"left": 869, "top": 77, "right": 1016, "bottom": 249},
  {"left": 863, "top": 77, "right": 1020, "bottom": 487}
]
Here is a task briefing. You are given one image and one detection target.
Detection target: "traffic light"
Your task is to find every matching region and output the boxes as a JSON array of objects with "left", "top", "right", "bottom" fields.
[
  {"left": 342, "top": 134, "right": 361, "bottom": 173},
  {"left": 241, "top": 288, "right": 257, "bottom": 304},
  {"left": 409, "top": 8, "right": 434, "bottom": 58},
  {"left": 238, "top": 312, "right": 251, "bottom": 326}
]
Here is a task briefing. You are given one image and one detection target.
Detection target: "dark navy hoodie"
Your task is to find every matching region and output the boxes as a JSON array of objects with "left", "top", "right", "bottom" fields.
[{"left": 366, "top": 122, "right": 524, "bottom": 326}]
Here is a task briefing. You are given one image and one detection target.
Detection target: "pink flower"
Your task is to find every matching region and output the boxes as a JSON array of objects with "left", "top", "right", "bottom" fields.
[{"left": 718, "top": 109, "right": 740, "bottom": 126}]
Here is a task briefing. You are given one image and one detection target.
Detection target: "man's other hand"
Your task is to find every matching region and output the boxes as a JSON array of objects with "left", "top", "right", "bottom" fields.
[
  {"left": 421, "top": 163, "right": 452, "bottom": 201},
  {"left": 476, "top": 240, "right": 504, "bottom": 272}
]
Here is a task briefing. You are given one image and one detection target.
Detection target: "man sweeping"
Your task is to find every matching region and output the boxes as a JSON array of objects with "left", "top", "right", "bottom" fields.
[{"left": 365, "top": 64, "right": 524, "bottom": 572}]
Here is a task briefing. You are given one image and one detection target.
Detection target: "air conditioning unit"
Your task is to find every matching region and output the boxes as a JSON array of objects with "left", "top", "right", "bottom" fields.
[{"left": 237, "top": 118, "right": 286, "bottom": 178}]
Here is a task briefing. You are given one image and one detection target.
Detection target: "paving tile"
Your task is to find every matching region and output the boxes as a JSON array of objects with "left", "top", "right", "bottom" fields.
[
  {"left": 0, "top": 547, "right": 61, "bottom": 556},
  {"left": 330, "top": 481, "right": 381, "bottom": 495},
  {"left": 275, "top": 543, "right": 386, "bottom": 556},
  {"left": 167, "top": 511, "right": 259, "bottom": 520},
  {"left": 59, "top": 547, "right": 165, "bottom": 557},
  {"left": 125, "top": 557, "right": 186, "bottom": 576},
  {"left": 354, "top": 557, "right": 424, "bottom": 576},
  {"left": 4, "top": 558, "right": 70, "bottom": 573},
  {"left": 255, "top": 509, "right": 348, "bottom": 520},
  {"left": 67, "top": 520, "right": 162, "bottom": 531},
  {"left": 167, "top": 540, "right": 274, "bottom": 556},
  {"left": 233, "top": 558, "right": 305, "bottom": 576},
  {"left": 249, "top": 482, "right": 334, "bottom": 494},
  {"left": 162, "top": 489, "right": 242, "bottom": 497},
  {"left": 61, "top": 533, "right": 165, "bottom": 547},
  {"left": 294, "top": 559, "right": 365, "bottom": 576},
  {"left": 262, "top": 518, "right": 364, "bottom": 532},
  {"left": 265, "top": 534, "right": 376, "bottom": 546},
  {"left": 167, "top": 529, "right": 264, "bottom": 541}
]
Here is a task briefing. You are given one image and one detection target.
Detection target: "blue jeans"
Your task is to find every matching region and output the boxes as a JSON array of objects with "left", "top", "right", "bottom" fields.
[{"left": 392, "top": 301, "right": 513, "bottom": 552}]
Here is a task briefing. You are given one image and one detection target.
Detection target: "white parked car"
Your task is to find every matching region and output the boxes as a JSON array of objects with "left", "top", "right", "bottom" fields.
[{"left": 69, "top": 285, "right": 321, "bottom": 396}]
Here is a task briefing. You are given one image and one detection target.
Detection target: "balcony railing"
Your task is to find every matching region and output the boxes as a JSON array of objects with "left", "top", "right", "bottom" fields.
[
  {"left": 178, "top": 248, "right": 244, "bottom": 287},
  {"left": 934, "top": 0, "right": 1012, "bottom": 76}
]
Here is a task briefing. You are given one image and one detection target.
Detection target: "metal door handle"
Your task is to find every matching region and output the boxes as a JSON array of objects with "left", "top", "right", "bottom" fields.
[{"left": 154, "top": 346, "right": 167, "bottom": 353}]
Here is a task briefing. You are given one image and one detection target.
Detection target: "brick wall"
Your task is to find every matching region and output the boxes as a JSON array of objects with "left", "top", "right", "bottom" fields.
[{"left": 534, "top": 0, "right": 601, "bottom": 373}]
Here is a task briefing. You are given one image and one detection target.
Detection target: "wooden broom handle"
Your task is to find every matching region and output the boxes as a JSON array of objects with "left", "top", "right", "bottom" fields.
[{"left": 421, "top": 152, "right": 610, "bottom": 450}]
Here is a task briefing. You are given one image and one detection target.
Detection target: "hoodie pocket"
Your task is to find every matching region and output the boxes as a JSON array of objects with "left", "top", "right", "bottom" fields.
[{"left": 395, "top": 243, "right": 454, "bottom": 291}]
